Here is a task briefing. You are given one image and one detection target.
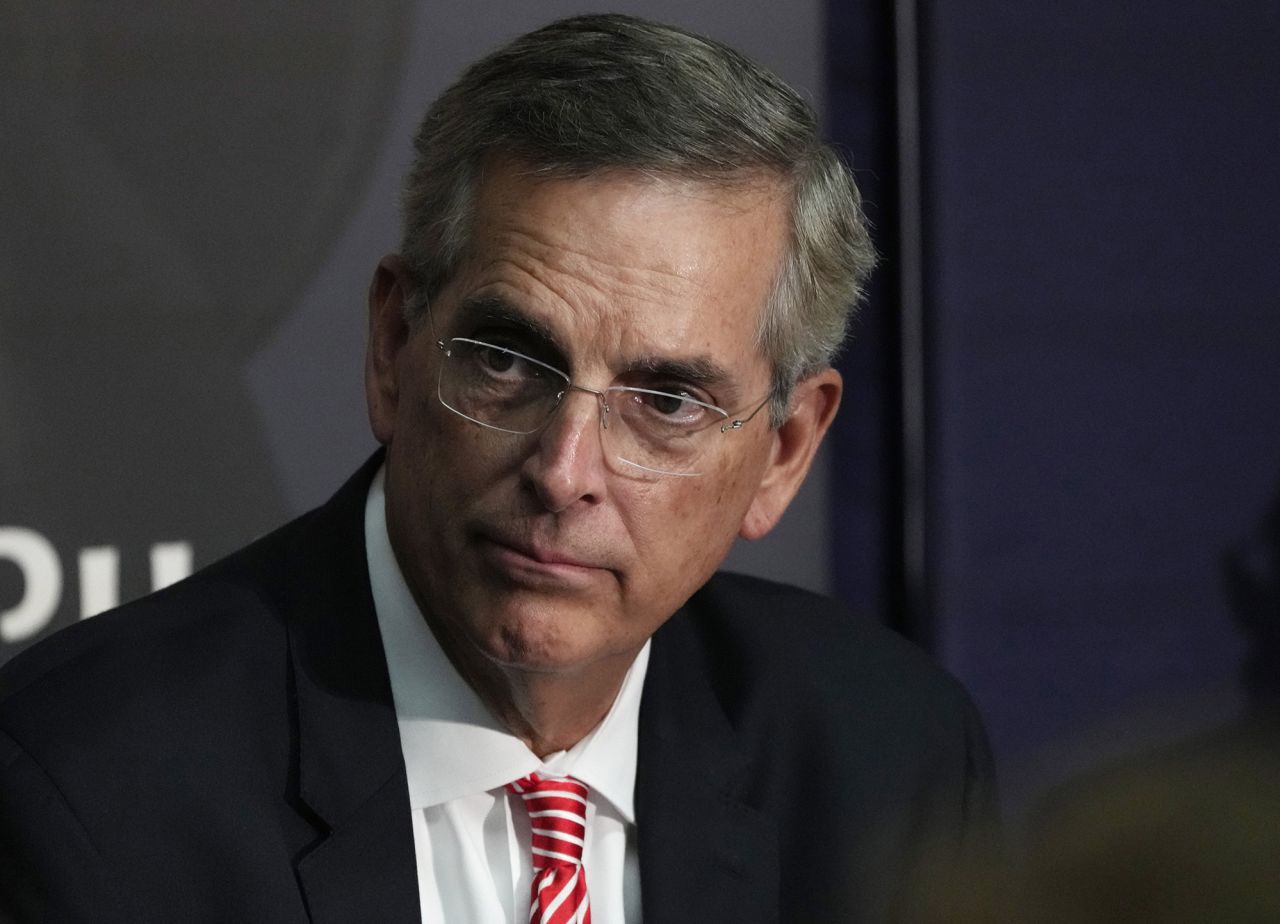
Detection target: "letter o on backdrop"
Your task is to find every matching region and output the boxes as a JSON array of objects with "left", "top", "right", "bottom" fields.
[{"left": 0, "top": 527, "right": 62, "bottom": 643}]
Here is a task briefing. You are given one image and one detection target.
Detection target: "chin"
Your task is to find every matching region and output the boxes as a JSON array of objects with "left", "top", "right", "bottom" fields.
[{"left": 472, "top": 595, "right": 615, "bottom": 675}]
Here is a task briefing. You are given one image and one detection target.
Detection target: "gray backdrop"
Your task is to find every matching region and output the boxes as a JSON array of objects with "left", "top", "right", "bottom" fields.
[{"left": 1, "top": 1, "right": 833, "bottom": 663}]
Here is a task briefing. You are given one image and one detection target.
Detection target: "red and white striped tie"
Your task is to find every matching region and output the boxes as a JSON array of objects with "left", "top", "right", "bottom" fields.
[{"left": 507, "top": 773, "right": 592, "bottom": 924}]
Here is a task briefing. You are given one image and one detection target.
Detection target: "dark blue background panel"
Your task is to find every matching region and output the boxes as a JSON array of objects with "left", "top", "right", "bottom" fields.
[
  {"left": 825, "top": 0, "right": 904, "bottom": 625},
  {"left": 918, "top": 1, "right": 1280, "bottom": 770}
]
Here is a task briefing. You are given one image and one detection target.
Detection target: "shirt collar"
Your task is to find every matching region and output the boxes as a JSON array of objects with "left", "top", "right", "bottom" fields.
[{"left": 364, "top": 465, "right": 647, "bottom": 822}]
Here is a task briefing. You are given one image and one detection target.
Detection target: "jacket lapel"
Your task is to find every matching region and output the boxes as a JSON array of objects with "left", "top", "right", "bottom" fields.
[
  {"left": 278, "top": 455, "right": 421, "bottom": 923},
  {"left": 636, "top": 611, "right": 779, "bottom": 924}
]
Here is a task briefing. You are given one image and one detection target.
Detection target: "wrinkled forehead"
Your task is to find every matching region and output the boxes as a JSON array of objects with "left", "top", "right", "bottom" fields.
[
  {"left": 438, "top": 164, "right": 790, "bottom": 387},
  {"left": 459, "top": 154, "right": 793, "bottom": 281}
]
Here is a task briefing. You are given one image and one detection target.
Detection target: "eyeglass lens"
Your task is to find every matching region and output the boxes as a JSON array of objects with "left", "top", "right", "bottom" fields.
[{"left": 438, "top": 339, "right": 729, "bottom": 476}]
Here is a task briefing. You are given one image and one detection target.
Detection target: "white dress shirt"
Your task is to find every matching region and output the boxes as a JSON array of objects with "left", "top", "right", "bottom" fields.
[{"left": 365, "top": 468, "right": 647, "bottom": 923}]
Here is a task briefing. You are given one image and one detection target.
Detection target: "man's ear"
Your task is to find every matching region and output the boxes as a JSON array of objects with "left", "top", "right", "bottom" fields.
[
  {"left": 739, "top": 367, "right": 843, "bottom": 541},
  {"left": 365, "top": 254, "right": 413, "bottom": 445}
]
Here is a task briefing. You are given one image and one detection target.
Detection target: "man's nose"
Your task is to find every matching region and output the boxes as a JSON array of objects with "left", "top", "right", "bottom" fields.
[{"left": 520, "top": 387, "right": 608, "bottom": 513}]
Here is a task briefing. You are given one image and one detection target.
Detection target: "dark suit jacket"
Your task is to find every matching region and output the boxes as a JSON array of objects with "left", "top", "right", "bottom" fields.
[{"left": 0, "top": 457, "right": 995, "bottom": 922}]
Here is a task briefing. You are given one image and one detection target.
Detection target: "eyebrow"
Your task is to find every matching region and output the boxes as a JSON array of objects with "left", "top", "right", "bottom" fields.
[
  {"left": 454, "top": 294, "right": 566, "bottom": 354},
  {"left": 627, "top": 355, "right": 735, "bottom": 393},
  {"left": 455, "top": 293, "right": 740, "bottom": 398}
]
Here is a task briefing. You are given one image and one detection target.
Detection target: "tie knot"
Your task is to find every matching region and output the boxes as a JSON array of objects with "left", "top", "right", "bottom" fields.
[{"left": 507, "top": 773, "right": 589, "bottom": 868}]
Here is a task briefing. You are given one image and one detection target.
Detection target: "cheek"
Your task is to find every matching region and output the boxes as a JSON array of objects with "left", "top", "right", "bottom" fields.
[
  {"left": 400, "top": 387, "right": 509, "bottom": 481},
  {"left": 388, "top": 395, "right": 469, "bottom": 534},
  {"left": 624, "top": 472, "right": 748, "bottom": 585},
  {"left": 695, "top": 445, "right": 773, "bottom": 550}
]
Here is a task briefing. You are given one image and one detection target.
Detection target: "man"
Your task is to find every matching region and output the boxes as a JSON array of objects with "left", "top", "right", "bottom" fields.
[{"left": 0, "top": 14, "right": 994, "bottom": 923}]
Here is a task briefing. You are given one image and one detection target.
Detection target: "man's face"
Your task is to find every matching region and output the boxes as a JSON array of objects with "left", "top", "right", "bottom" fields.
[{"left": 369, "top": 164, "right": 818, "bottom": 680}]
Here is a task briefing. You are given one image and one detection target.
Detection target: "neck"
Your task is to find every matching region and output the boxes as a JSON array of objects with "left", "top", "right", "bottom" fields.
[{"left": 489, "top": 661, "right": 632, "bottom": 758}]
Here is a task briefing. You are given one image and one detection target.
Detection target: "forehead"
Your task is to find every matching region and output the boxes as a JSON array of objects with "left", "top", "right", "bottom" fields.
[{"left": 440, "top": 163, "right": 790, "bottom": 379}]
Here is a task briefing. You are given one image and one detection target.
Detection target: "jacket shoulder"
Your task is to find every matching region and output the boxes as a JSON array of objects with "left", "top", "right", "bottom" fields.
[
  {"left": 650, "top": 570, "right": 998, "bottom": 921},
  {"left": 683, "top": 571, "right": 973, "bottom": 720},
  {"left": 0, "top": 555, "right": 290, "bottom": 771},
  {"left": 0, "top": 455, "right": 376, "bottom": 712},
  {"left": 0, "top": 522, "right": 297, "bottom": 711}
]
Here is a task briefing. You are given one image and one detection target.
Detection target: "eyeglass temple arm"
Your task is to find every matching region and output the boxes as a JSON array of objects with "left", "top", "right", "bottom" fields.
[
  {"left": 410, "top": 289, "right": 440, "bottom": 345},
  {"left": 425, "top": 302, "right": 449, "bottom": 354},
  {"left": 721, "top": 395, "right": 772, "bottom": 432}
]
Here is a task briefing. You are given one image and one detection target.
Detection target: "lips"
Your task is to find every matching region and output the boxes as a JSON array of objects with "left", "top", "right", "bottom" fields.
[
  {"left": 474, "top": 530, "right": 612, "bottom": 584},
  {"left": 496, "top": 537, "right": 595, "bottom": 569}
]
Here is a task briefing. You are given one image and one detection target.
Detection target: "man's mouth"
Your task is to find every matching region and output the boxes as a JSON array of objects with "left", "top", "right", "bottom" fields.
[{"left": 475, "top": 531, "right": 610, "bottom": 586}]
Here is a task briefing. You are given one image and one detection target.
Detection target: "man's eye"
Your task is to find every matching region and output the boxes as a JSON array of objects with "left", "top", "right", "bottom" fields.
[
  {"left": 478, "top": 344, "right": 518, "bottom": 374},
  {"left": 468, "top": 342, "right": 545, "bottom": 379},
  {"left": 645, "top": 382, "right": 718, "bottom": 412},
  {"left": 626, "top": 387, "right": 719, "bottom": 429},
  {"left": 648, "top": 391, "right": 693, "bottom": 415}
]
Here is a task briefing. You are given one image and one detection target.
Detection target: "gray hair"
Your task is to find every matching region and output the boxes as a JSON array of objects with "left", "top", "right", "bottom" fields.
[{"left": 401, "top": 13, "right": 875, "bottom": 424}]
